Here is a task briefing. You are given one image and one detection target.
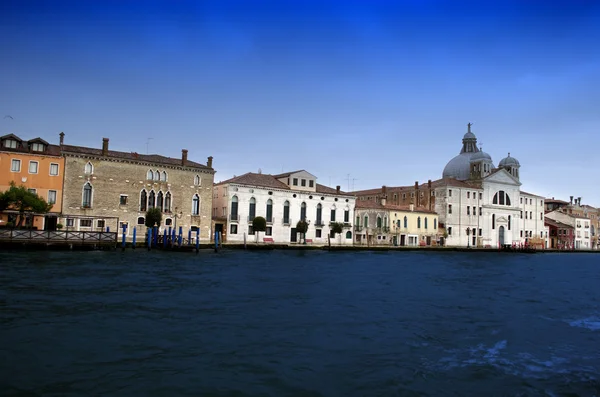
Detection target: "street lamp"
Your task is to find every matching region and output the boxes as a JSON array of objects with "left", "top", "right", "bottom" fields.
[{"left": 466, "top": 227, "right": 471, "bottom": 248}]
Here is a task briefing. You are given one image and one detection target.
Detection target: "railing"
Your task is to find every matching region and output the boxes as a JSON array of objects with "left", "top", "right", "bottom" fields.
[
  {"left": 383, "top": 226, "right": 390, "bottom": 233},
  {"left": 577, "top": 224, "right": 582, "bottom": 228},
  {"left": 585, "top": 225, "right": 590, "bottom": 228},
  {"left": 314, "top": 220, "right": 325, "bottom": 226},
  {"left": 354, "top": 225, "right": 363, "bottom": 232},
  {"left": 283, "top": 218, "right": 291, "bottom": 226},
  {"left": 247, "top": 215, "right": 255, "bottom": 222},
  {"left": 230, "top": 214, "right": 240, "bottom": 222},
  {"left": 266, "top": 218, "right": 273, "bottom": 225},
  {"left": 0, "top": 230, "right": 117, "bottom": 245}
]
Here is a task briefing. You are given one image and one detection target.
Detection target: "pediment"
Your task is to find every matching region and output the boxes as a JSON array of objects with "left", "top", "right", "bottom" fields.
[
  {"left": 497, "top": 216, "right": 508, "bottom": 223},
  {"left": 484, "top": 168, "right": 520, "bottom": 186}
]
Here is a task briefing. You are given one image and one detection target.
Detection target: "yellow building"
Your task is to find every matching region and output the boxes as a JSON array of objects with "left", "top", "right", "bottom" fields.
[
  {"left": 0, "top": 134, "right": 64, "bottom": 230},
  {"left": 354, "top": 200, "right": 439, "bottom": 246}
]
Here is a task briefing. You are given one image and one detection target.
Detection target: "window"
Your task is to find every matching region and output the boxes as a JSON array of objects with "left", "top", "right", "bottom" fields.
[
  {"left": 165, "top": 218, "right": 172, "bottom": 226},
  {"left": 249, "top": 197, "right": 256, "bottom": 220},
  {"left": 448, "top": 227, "right": 452, "bottom": 235},
  {"left": 434, "top": 219, "right": 437, "bottom": 229},
  {"left": 493, "top": 191, "right": 511, "bottom": 206},
  {"left": 164, "top": 192, "right": 171, "bottom": 212},
  {"left": 301, "top": 179, "right": 306, "bottom": 187},
  {"left": 530, "top": 199, "right": 532, "bottom": 205},
  {"left": 479, "top": 207, "right": 482, "bottom": 216},
  {"left": 29, "top": 161, "right": 38, "bottom": 174},
  {"left": 4, "top": 139, "right": 18, "bottom": 149},
  {"left": 424, "top": 217, "right": 428, "bottom": 229},
  {"left": 467, "top": 207, "right": 470, "bottom": 215},
  {"left": 50, "top": 163, "right": 59, "bottom": 176},
  {"left": 492, "top": 214, "right": 495, "bottom": 229},
  {"left": 137, "top": 217, "right": 145, "bottom": 225},
  {"left": 48, "top": 190, "right": 57, "bottom": 204},
  {"left": 155, "top": 170, "right": 160, "bottom": 181},
  {"left": 508, "top": 215, "right": 511, "bottom": 230},
  {"left": 31, "top": 142, "right": 45, "bottom": 152},
  {"left": 120, "top": 195, "right": 128, "bottom": 205},
  {"left": 479, "top": 192, "right": 482, "bottom": 200},
  {"left": 300, "top": 202, "right": 307, "bottom": 221},
  {"left": 163, "top": 171, "right": 168, "bottom": 181},
  {"left": 479, "top": 228, "right": 482, "bottom": 236},
  {"left": 11, "top": 159, "right": 21, "bottom": 172},
  {"left": 520, "top": 230, "right": 523, "bottom": 237},
  {"left": 28, "top": 188, "right": 37, "bottom": 194},
  {"left": 529, "top": 211, "right": 532, "bottom": 219},
  {"left": 346, "top": 231, "right": 352, "bottom": 239},
  {"left": 148, "top": 190, "right": 156, "bottom": 209},
  {"left": 230, "top": 224, "right": 238, "bottom": 234},
  {"left": 192, "top": 194, "right": 200, "bottom": 215},
  {"left": 417, "top": 217, "right": 421, "bottom": 228},
  {"left": 309, "top": 180, "right": 314, "bottom": 188},
  {"left": 140, "top": 190, "right": 147, "bottom": 211},
  {"left": 377, "top": 216, "right": 382, "bottom": 228},
  {"left": 80, "top": 219, "right": 92, "bottom": 227},
  {"left": 84, "top": 162, "right": 93, "bottom": 174},
  {"left": 520, "top": 210, "right": 523, "bottom": 218},
  {"left": 448, "top": 204, "right": 452, "bottom": 214},
  {"left": 194, "top": 175, "right": 201, "bottom": 186},
  {"left": 82, "top": 182, "right": 92, "bottom": 208},
  {"left": 293, "top": 178, "right": 298, "bottom": 186},
  {"left": 266, "top": 199, "right": 273, "bottom": 223},
  {"left": 147, "top": 169, "right": 154, "bottom": 180},
  {"left": 467, "top": 192, "right": 470, "bottom": 199},
  {"left": 449, "top": 189, "right": 452, "bottom": 197},
  {"left": 330, "top": 208, "right": 336, "bottom": 222},
  {"left": 66, "top": 218, "right": 74, "bottom": 227},
  {"left": 156, "top": 191, "right": 164, "bottom": 211},
  {"left": 316, "top": 204, "right": 322, "bottom": 223},
  {"left": 364, "top": 215, "right": 369, "bottom": 227},
  {"left": 344, "top": 209, "right": 349, "bottom": 223},
  {"left": 316, "top": 229, "right": 322, "bottom": 238},
  {"left": 404, "top": 216, "right": 407, "bottom": 228},
  {"left": 540, "top": 212, "right": 543, "bottom": 220},
  {"left": 248, "top": 225, "right": 254, "bottom": 235},
  {"left": 266, "top": 227, "right": 272, "bottom": 236},
  {"left": 97, "top": 220, "right": 105, "bottom": 228},
  {"left": 283, "top": 201, "right": 290, "bottom": 224}
]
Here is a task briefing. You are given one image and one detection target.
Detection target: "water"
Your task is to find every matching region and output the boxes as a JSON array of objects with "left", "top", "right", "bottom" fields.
[{"left": 1, "top": 250, "right": 600, "bottom": 396}]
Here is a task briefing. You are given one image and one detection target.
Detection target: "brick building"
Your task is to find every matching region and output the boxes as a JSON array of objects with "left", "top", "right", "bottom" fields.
[{"left": 60, "top": 134, "right": 215, "bottom": 240}]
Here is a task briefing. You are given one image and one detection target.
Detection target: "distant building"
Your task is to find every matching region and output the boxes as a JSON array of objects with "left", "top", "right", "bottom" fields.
[
  {"left": 544, "top": 218, "right": 575, "bottom": 250},
  {"left": 545, "top": 210, "right": 591, "bottom": 250},
  {"left": 0, "top": 134, "right": 64, "bottom": 230},
  {"left": 60, "top": 134, "right": 215, "bottom": 240},
  {"left": 212, "top": 170, "right": 356, "bottom": 244}
]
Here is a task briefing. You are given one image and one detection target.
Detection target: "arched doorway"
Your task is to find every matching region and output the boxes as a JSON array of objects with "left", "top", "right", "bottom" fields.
[{"left": 499, "top": 225, "right": 505, "bottom": 246}]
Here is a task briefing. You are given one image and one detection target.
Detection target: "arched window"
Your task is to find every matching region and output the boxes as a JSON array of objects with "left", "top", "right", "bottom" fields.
[
  {"left": 249, "top": 197, "right": 256, "bottom": 220},
  {"left": 508, "top": 215, "right": 511, "bottom": 230},
  {"left": 140, "top": 189, "right": 147, "bottom": 211},
  {"left": 147, "top": 169, "right": 153, "bottom": 180},
  {"left": 417, "top": 216, "right": 421, "bottom": 228},
  {"left": 231, "top": 196, "right": 239, "bottom": 220},
  {"left": 492, "top": 214, "right": 495, "bottom": 229},
  {"left": 283, "top": 200, "right": 290, "bottom": 224},
  {"left": 424, "top": 217, "right": 428, "bottom": 229},
  {"left": 192, "top": 194, "right": 200, "bottom": 215},
  {"left": 266, "top": 199, "right": 273, "bottom": 223},
  {"left": 346, "top": 231, "right": 352, "bottom": 239},
  {"left": 156, "top": 191, "right": 164, "bottom": 211},
  {"left": 155, "top": 170, "right": 160, "bottom": 181},
  {"left": 397, "top": 220, "right": 400, "bottom": 227},
  {"left": 137, "top": 216, "right": 145, "bottom": 225},
  {"left": 300, "top": 202, "right": 307, "bottom": 221},
  {"left": 194, "top": 175, "right": 201, "bottom": 186},
  {"left": 506, "top": 194, "right": 511, "bottom": 206},
  {"left": 493, "top": 191, "right": 511, "bottom": 206},
  {"left": 162, "top": 171, "right": 168, "bottom": 181},
  {"left": 84, "top": 162, "right": 93, "bottom": 174},
  {"left": 377, "top": 216, "right": 382, "bottom": 228},
  {"left": 383, "top": 216, "right": 388, "bottom": 227},
  {"left": 82, "top": 182, "right": 93, "bottom": 207},
  {"left": 148, "top": 190, "right": 156, "bottom": 208},
  {"left": 364, "top": 215, "right": 369, "bottom": 227},
  {"left": 164, "top": 191, "right": 171, "bottom": 212},
  {"left": 316, "top": 203, "right": 322, "bottom": 223},
  {"left": 404, "top": 216, "right": 408, "bottom": 228},
  {"left": 434, "top": 219, "right": 437, "bottom": 230}
]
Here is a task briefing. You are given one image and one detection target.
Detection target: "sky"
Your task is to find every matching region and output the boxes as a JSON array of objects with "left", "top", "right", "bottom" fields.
[{"left": 1, "top": 0, "right": 599, "bottom": 205}]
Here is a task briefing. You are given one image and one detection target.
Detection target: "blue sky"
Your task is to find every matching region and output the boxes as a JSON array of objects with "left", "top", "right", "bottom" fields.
[{"left": 1, "top": 0, "right": 599, "bottom": 205}]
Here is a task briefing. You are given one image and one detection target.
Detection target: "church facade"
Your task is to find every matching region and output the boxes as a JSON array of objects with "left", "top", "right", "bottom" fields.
[{"left": 436, "top": 125, "right": 546, "bottom": 248}]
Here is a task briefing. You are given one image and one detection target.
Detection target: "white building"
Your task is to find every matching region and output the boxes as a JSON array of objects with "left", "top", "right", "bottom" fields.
[
  {"left": 212, "top": 170, "right": 356, "bottom": 245},
  {"left": 545, "top": 210, "right": 591, "bottom": 250},
  {"left": 436, "top": 124, "right": 546, "bottom": 248}
]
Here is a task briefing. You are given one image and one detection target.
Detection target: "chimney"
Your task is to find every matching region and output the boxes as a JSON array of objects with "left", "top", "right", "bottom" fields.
[
  {"left": 181, "top": 149, "right": 188, "bottom": 166},
  {"left": 336, "top": 185, "right": 340, "bottom": 194},
  {"left": 415, "top": 181, "right": 419, "bottom": 189},
  {"left": 382, "top": 185, "right": 387, "bottom": 194},
  {"left": 570, "top": 196, "right": 573, "bottom": 205},
  {"left": 578, "top": 197, "right": 581, "bottom": 206},
  {"left": 59, "top": 132, "right": 65, "bottom": 146},
  {"left": 428, "top": 179, "right": 432, "bottom": 188},
  {"left": 207, "top": 156, "right": 213, "bottom": 168},
  {"left": 102, "top": 138, "right": 109, "bottom": 156}
]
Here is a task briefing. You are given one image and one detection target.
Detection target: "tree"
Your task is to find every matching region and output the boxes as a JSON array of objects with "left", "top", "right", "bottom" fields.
[
  {"left": 0, "top": 182, "right": 53, "bottom": 228},
  {"left": 330, "top": 222, "right": 344, "bottom": 244},
  {"left": 252, "top": 216, "right": 267, "bottom": 242},
  {"left": 296, "top": 220, "right": 308, "bottom": 244},
  {"left": 145, "top": 208, "right": 162, "bottom": 228}
]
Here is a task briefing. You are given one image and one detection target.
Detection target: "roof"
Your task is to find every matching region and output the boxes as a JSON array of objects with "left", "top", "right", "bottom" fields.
[
  {"left": 351, "top": 177, "right": 479, "bottom": 196},
  {"left": 545, "top": 198, "right": 569, "bottom": 204},
  {"left": 216, "top": 172, "right": 351, "bottom": 196},
  {"left": 271, "top": 170, "right": 307, "bottom": 178},
  {"left": 61, "top": 144, "right": 212, "bottom": 170},
  {"left": 520, "top": 191, "right": 545, "bottom": 198},
  {"left": 544, "top": 218, "right": 573, "bottom": 229},
  {"left": 0, "top": 134, "right": 61, "bottom": 156},
  {"left": 355, "top": 200, "right": 437, "bottom": 214}
]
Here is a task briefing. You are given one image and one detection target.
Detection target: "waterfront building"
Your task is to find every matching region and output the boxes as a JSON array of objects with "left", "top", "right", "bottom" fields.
[
  {"left": 544, "top": 218, "right": 575, "bottom": 250},
  {"left": 354, "top": 197, "right": 439, "bottom": 246},
  {"left": 0, "top": 134, "right": 64, "bottom": 230},
  {"left": 60, "top": 134, "right": 215, "bottom": 240},
  {"left": 544, "top": 197, "right": 598, "bottom": 250},
  {"left": 212, "top": 170, "right": 356, "bottom": 244},
  {"left": 545, "top": 210, "right": 591, "bottom": 250}
]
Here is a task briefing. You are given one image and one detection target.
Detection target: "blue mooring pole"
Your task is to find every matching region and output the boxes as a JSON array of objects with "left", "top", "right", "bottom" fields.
[
  {"left": 147, "top": 228, "right": 152, "bottom": 251},
  {"left": 168, "top": 226, "right": 172, "bottom": 245},
  {"left": 214, "top": 231, "right": 218, "bottom": 252},
  {"left": 195, "top": 230, "right": 200, "bottom": 253},
  {"left": 121, "top": 224, "right": 126, "bottom": 251},
  {"left": 163, "top": 229, "right": 167, "bottom": 248},
  {"left": 178, "top": 226, "right": 183, "bottom": 247},
  {"left": 188, "top": 229, "right": 192, "bottom": 245},
  {"left": 132, "top": 227, "right": 137, "bottom": 249}
]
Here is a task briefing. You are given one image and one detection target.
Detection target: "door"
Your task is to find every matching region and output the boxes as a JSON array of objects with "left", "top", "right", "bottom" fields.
[
  {"left": 499, "top": 226, "right": 505, "bottom": 246},
  {"left": 44, "top": 216, "right": 57, "bottom": 231},
  {"left": 290, "top": 228, "right": 297, "bottom": 243},
  {"left": 400, "top": 234, "right": 406, "bottom": 246},
  {"left": 215, "top": 223, "right": 224, "bottom": 241}
]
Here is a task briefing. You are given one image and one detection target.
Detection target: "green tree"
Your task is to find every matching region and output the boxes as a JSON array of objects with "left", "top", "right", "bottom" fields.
[
  {"left": 296, "top": 220, "right": 308, "bottom": 244},
  {"left": 330, "top": 222, "right": 344, "bottom": 244},
  {"left": 0, "top": 182, "right": 53, "bottom": 228},
  {"left": 145, "top": 208, "right": 162, "bottom": 228},
  {"left": 252, "top": 216, "right": 267, "bottom": 242}
]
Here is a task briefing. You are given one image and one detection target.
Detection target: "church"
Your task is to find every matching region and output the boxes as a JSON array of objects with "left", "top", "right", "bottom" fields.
[{"left": 435, "top": 124, "right": 546, "bottom": 247}]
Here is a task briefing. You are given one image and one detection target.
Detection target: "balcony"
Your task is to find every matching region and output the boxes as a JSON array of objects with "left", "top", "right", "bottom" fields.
[
  {"left": 266, "top": 217, "right": 273, "bottom": 225},
  {"left": 354, "top": 225, "right": 363, "bottom": 232},
  {"left": 577, "top": 224, "right": 581, "bottom": 228},
  {"left": 314, "top": 220, "right": 325, "bottom": 227},
  {"left": 247, "top": 215, "right": 255, "bottom": 222},
  {"left": 585, "top": 225, "right": 590, "bottom": 228},
  {"left": 382, "top": 226, "right": 390, "bottom": 233},
  {"left": 283, "top": 218, "right": 291, "bottom": 226},
  {"left": 230, "top": 214, "right": 240, "bottom": 222}
]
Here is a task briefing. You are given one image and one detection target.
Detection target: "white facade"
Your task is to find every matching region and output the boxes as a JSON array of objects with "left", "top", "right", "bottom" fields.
[
  {"left": 545, "top": 210, "right": 591, "bottom": 250},
  {"left": 213, "top": 171, "right": 356, "bottom": 245}
]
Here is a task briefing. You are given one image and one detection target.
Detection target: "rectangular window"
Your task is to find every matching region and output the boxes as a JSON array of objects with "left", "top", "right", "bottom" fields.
[
  {"left": 4, "top": 139, "right": 18, "bottom": 149},
  {"left": 467, "top": 207, "right": 470, "bottom": 215},
  {"left": 520, "top": 197, "right": 523, "bottom": 204},
  {"left": 448, "top": 227, "right": 452, "bottom": 235},
  {"left": 31, "top": 142, "right": 45, "bottom": 152},
  {"left": 449, "top": 189, "right": 452, "bottom": 197},
  {"left": 467, "top": 192, "right": 470, "bottom": 199},
  {"left": 248, "top": 226, "right": 254, "bottom": 235},
  {"left": 266, "top": 227, "right": 272, "bottom": 236},
  {"left": 97, "top": 220, "right": 105, "bottom": 228},
  {"left": 479, "top": 207, "right": 482, "bottom": 216},
  {"left": 230, "top": 224, "right": 238, "bottom": 234},
  {"left": 344, "top": 210, "right": 349, "bottom": 223},
  {"left": 479, "top": 228, "right": 482, "bottom": 236},
  {"left": 28, "top": 188, "right": 37, "bottom": 194},
  {"left": 540, "top": 213, "right": 543, "bottom": 220},
  {"left": 293, "top": 178, "right": 298, "bottom": 186},
  {"left": 29, "top": 161, "right": 38, "bottom": 174},
  {"left": 120, "top": 222, "right": 128, "bottom": 231},
  {"left": 520, "top": 230, "right": 523, "bottom": 237},
  {"left": 309, "top": 180, "right": 314, "bottom": 187},
  {"left": 11, "top": 159, "right": 21, "bottom": 172},
  {"left": 66, "top": 218, "right": 74, "bottom": 227},
  {"left": 48, "top": 190, "right": 57, "bottom": 204},
  {"left": 80, "top": 219, "right": 92, "bottom": 227},
  {"left": 301, "top": 179, "right": 306, "bottom": 187},
  {"left": 120, "top": 195, "right": 128, "bottom": 205},
  {"left": 50, "top": 163, "right": 59, "bottom": 176},
  {"left": 448, "top": 204, "right": 452, "bottom": 214},
  {"left": 529, "top": 211, "right": 532, "bottom": 219},
  {"left": 530, "top": 199, "right": 532, "bottom": 205},
  {"left": 479, "top": 192, "right": 482, "bottom": 200},
  {"left": 521, "top": 211, "right": 523, "bottom": 218},
  {"left": 315, "top": 229, "right": 322, "bottom": 238},
  {"left": 330, "top": 209, "right": 336, "bottom": 222}
]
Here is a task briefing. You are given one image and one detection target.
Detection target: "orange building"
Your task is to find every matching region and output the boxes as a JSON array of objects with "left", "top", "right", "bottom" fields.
[{"left": 0, "top": 134, "right": 64, "bottom": 230}]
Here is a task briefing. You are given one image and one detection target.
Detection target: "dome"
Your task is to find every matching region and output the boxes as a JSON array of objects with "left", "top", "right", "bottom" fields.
[
  {"left": 463, "top": 131, "right": 476, "bottom": 140},
  {"left": 499, "top": 153, "right": 520, "bottom": 167},
  {"left": 443, "top": 153, "right": 475, "bottom": 180},
  {"left": 470, "top": 150, "right": 492, "bottom": 162}
]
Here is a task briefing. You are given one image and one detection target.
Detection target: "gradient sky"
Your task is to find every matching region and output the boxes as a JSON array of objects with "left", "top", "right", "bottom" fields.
[{"left": 1, "top": 0, "right": 599, "bottom": 205}]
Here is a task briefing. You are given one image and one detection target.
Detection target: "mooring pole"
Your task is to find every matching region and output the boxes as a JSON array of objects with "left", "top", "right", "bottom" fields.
[
  {"left": 147, "top": 228, "right": 152, "bottom": 251},
  {"left": 188, "top": 229, "right": 192, "bottom": 245},
  {"left": 195, "top": 230, "right": 200, "bottom": 253},
  {"left": 132, "top": 227, "right": 137, "bottom": 249},
  {"left": 244, "top": 232, "right": 247, "bottom": 249},
  {"left": 163, "top": 229, "right": 167, "bottom": 248},
  {"left": 214, "top": 231, "right": 218, "bottom": 253},
  {"left": 121, "top": 224, "right": 126, "bottom": 251},
  {"left": 178, "top": 226, "right": 183, "bottom": 247}
]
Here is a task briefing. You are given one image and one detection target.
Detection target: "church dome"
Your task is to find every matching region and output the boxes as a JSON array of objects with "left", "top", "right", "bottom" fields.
[
  {"left": 470, "top": 150, "right": 492, "bottom": 162},
  {"left": 443, "top": 153, "right": 475, "bottom": 180},
  {"left": 499, "top": 153, "right": 520, "bottom": 167},
  {"left": 463, "top": 131, "right": 476, "bottom": 140}
]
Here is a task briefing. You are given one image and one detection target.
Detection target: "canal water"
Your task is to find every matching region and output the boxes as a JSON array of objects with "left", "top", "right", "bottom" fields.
[{"left": 1, "top": 250, "right": 599, "bottom": 396}]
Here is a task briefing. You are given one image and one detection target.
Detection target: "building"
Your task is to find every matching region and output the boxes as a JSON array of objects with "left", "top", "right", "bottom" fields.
[
  {"left": 0, "top": 134, "right": 64, "bottom": 230},
  {"left": 354, "top": 198, "right": 439, "bottom": 246},
  {"left": 544, "top": 197, "right": 598, "bottom": 250},
  {"left": 545, "top": 210, "right": 591, "bottom": 250},
  {"left": 212, "top": 170, "right": 356, "bottom": 244},
  {"left": 545, "top": 218, "right": 575, "bottom": 250},
  {"left": 60, "top": 134, "right": 215, "bottom": 240}
]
